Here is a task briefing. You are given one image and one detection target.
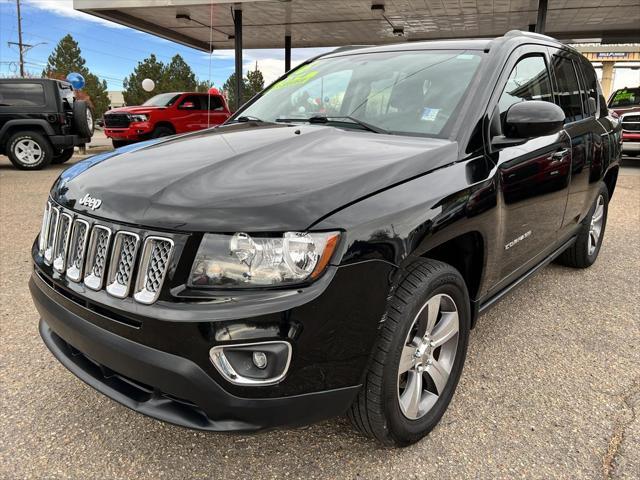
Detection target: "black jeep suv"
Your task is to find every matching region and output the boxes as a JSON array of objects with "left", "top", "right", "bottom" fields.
[
  {"left": 30, "top": 31, "right": 621, "bottom": 447},
  {"left": 0, "top": 78, "right": 94, "bottom": 170}
]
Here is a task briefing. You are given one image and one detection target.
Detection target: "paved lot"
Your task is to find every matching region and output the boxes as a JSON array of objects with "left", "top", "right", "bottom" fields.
[{"left": 1, "top": 154, "right": 638, "bottom": 480}]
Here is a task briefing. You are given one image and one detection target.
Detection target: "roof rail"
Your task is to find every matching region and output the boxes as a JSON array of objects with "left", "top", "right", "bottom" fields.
[{"left": 503, "top": 29, "right": 557, "bottom": 42}]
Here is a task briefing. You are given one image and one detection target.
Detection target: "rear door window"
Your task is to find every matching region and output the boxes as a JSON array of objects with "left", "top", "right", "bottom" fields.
[
  {"left": 0, "top": 82, "right": 46, "bottom": 106},
  {"left": 551, "top": 56, "right": 584, "bottom": 123}
]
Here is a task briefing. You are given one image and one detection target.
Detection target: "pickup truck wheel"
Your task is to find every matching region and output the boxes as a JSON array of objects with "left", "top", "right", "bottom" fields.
[
  {"left": 348, "top": 259, "right": 470, "bottom": 447},
  {"left": 52, "top": 147, "right": 75, "bottom": 164},
  {"left": 6, "top": 131, "right": 53, "bottom": 170},
  {"left": 556, "top": 182, "right": 609, "bottom": 268},
  {"left": 151, "top": 126, "right": 174, "bottom": 138}
]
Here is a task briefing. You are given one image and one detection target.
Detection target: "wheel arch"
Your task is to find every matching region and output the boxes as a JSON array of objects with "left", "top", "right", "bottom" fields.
[
  {"left": 603, "top": 166, "right": 619, "bottom": 200},
  {"left": 153, "top": 121, "right": 176, "bottom": 133},
  {"left": 418, "top": 231, "right": 485, "bottom": 327},
  {"left": 0, "top": 121, "right": 54, "bottom": 150}
]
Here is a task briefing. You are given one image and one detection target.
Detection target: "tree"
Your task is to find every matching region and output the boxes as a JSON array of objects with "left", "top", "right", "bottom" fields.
[
  {"left": 222, "top": 64, "right": 265, "bottom": 111},
  {"left": 246, "top": 62, "right": 265, "bottom": 99},
  {"left": 223, "top": 72, "right": 248, "bottom": 112},
  {"left": 42, "top": 34, "right": 110, "bottom": 117},
  {"left": 122, "top": 54, "right": 164, "bottom": 106},
  {"left": 161, "top": 54, "right": 197, "bottom": 92}
]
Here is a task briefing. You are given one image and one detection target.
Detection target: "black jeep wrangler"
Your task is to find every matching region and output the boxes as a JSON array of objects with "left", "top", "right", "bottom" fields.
[
  {"left": 0, "top": 78, "right": 94, "bottom": 170},
  {"left": 30, "top": 31, "right": 621, "bottom": 447}
]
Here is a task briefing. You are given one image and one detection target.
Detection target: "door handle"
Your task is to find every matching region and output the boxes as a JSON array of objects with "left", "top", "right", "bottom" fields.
[{"left": 550, "top": 148, "right": 569, "bottom": 164}]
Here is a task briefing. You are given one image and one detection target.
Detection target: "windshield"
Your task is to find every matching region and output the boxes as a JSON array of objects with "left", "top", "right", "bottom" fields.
[
  {"left": 236, "top": 50, "right": 483, "bottom": 136},
  {"left": 142, "top": 93, "right": 181, "bottom": 107},
  {"left": 609, "top": 88, "right": 640, "bottom": 108}
]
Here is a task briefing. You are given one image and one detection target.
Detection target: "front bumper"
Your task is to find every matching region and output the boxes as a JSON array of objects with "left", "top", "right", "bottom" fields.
[
  {"left": 30, "top": 253, "right": 394, "bottom": 430},
  {"left": 105, "top": 123, "right": 152, "bottom": 141},
  {"left": 32, "top": 274, "right": 362, "bottom": 431},
  {"left": 622, "top": 140, "right": 640, "bottom": 153}
]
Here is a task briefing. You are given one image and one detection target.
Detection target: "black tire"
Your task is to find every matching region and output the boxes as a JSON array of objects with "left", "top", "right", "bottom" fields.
[
  {"left": 72, "top": 100, "right": 94, "bottom": 138},
  {"left": 151, "top": 125, "right": 174, "bottom": 138},
  {"left": 348, "top": 258, "right": 470, "bottom": 447},
  {"left": 52, "top": 147, "right": 75, "bottom": 164},
  {"left": 112, "top": 140, "right": 131, "bottom": 149},
  {"left": 6, "top": 131, "right": 54, "bottom": 170},
  {"left": 555, "top": 182, "right": 609, "bottom": 268}
]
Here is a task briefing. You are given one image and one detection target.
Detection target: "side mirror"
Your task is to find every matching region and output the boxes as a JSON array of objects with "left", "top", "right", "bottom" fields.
[
  {"left": 587, "top": 97, "right": 597, "bottom": 116},
  {"left": 180, "top": 101, "right": 196, "bottom": 110},
  {"left": 493, "top": 101, "right": 565, "bottom": 148}
]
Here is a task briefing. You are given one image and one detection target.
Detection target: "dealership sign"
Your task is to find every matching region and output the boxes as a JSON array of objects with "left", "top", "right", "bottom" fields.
[{"left": 596, "top": 52, "right": 630, "bottom": 59}]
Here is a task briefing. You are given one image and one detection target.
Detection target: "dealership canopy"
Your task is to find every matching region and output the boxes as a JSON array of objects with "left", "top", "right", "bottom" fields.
[{"left": 73, "top": 0, "right": 640, "bottom": 109}]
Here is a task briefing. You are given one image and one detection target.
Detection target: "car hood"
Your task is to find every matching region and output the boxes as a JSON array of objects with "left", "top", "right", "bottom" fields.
[
  {"left": 52, "top": 124, "right": 458, "bottom": 232},
  {"left": 105, "top": 106, "right": 163, "bottom": 115}
]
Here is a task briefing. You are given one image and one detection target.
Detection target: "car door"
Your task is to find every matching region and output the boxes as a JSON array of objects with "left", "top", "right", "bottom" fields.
[
  {"left": 547, "top": 49, "right": 600, "bottom": 236},
  {"left": 486, "top": 47, "right": 572, "bottom": 283},
  {"left": 175, "top": 95, "right": 203, "bottom": 132}
]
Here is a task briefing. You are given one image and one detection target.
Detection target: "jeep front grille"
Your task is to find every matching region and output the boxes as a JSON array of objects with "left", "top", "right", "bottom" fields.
[
  {"left": 38, "top": 201, "right": 175, "bottom": 304},
  {"left": 134, "top": 237, "right": 174, "bottom": 305}
]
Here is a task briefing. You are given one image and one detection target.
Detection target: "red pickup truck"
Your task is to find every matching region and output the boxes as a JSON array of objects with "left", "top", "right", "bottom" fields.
[
  {"left": 103, "top": 91, "right": 231, "bottom": 148},
  {"left": 608, "top": 87, "right": 640, "bottom": 156}
]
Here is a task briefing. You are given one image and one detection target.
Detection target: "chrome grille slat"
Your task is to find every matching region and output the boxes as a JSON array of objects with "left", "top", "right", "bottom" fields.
[
  {"left": 43, "top": 207, "right": 60, "bottom": 265},
  {"left": 106, "top": 231, "right": 140, "bottom": 298},
  {"left": 66, "top": 219, "right": 89, "bottom": 282},
  {"left": 134, "top": 237, "right": 174, "bottom": 305},
  {"left": 53, "top": 213, "right": 72, "bottom": 273},
  {"left": 84, "top": 225, "right": 112, "bottom": 291},
  {"left": 38, "top": 201, "right": 51, "bottom": 254}
]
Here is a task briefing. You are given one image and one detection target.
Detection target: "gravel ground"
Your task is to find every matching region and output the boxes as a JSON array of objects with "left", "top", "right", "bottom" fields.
[{"left": 1, "top": 155, "right": 638, "bottom": 480}]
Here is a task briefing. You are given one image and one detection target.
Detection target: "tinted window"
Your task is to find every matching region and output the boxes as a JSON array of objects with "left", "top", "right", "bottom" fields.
[
  {"left": 576, "top": 59, "right": 599, "bottom": 116},
  {"left": 0, "top": 82, "right": 45, "bottom": 106},
  {"left": 202, "top": 95, "right": 224, "bottom": 111},
  {"left": 497, "top": 55, "right": 553, "bottom": 125},
  {"left": 552, "top": 56, "right": 584, "bottom": 123}
]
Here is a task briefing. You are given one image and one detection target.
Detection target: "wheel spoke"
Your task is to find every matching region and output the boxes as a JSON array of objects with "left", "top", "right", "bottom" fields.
[
  {"left": 431, "top": 311, "right": 459, "bottom": 347},
  {"left": 426, "top": 358, "right": 449, "bottom": 395},
  {"left": 400, "top": 370, "right": 423, "bottom": 418},
  {"left": 592, "top": 204, "right": 603, "bottom": 223},
  {"left": 398, "top": 345, "right": 416, "bottom": 374}
]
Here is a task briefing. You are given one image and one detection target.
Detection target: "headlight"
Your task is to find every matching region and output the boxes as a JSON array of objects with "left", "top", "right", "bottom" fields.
[
  {"left": 189, "top": 231, "right": 340, "bottom": 288},
  {"left": 130, "top": 114, "right": 148, "bottom": 122}
]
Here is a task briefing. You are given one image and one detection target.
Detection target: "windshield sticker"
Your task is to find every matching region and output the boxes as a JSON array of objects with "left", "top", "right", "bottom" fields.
[
  {"left": 271, "top": 64, "right": 319, "bottom": 90},
  {"left": 456, "top": 54, "right": 475, "bottom": 60},
  {"left": 613, "top": 90, "right": 633, "bottom": 102},
  {"left": 421, "top": 108, "right": 439, "bottom": 122}
]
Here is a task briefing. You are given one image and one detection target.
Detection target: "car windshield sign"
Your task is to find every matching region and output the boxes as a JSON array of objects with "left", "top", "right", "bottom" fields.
[
  {"left": 609, "top": 88, "right": 640, "bottom": 107},
  {"left": 236, "top": 50, "right": 483, "bottom": 137}
]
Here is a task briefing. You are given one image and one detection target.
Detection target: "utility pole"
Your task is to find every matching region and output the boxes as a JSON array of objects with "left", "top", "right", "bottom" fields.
[{"left": 16, "top": 0, "right": 25, "bottom": 77}]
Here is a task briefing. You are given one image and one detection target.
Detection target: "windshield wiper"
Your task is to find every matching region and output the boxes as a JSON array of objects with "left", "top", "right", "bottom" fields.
[
  {"left": 276, "top": 115, "right": 389, "bottom": 134},
  {"left": 232, "top": 115, "right": 266, "bottom": 123}
]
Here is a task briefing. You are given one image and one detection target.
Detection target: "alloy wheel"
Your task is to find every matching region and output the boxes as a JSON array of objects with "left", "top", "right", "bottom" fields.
[
  {"left": 588, "top": 194, "right": 605, "bottom": 256},
  {"left": 14, "top": 139, "right": 43, "bottom": 165},
  {"left": 397, "top": 293, "right": 460, "bottom": 420}
]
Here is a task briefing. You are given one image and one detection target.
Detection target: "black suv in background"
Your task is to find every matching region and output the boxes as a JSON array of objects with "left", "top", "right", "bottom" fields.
[
  {"left": 31, "top": 31, "right": 621, "bottom": 447},
  {"left": 0, "top": 78, "right": 94, "bottom": 170}
]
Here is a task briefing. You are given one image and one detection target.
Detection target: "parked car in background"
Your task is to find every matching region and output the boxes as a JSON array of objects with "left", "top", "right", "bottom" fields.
[
  {"left": 103, "top": 91, "right": 231, "bottom": 148},
  {"left": 31, "top": 31, "right": 621, "bottom": 447},
  {"left": 608, "top": 87, "right": 640, "bottom": 156},
  {"left": 0, "top": 78, "right": 93, "bottom": 169}
]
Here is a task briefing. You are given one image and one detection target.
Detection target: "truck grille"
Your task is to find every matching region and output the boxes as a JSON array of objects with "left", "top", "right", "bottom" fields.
[
  {"left": 38, "top": 201, "right": 174, "bottom": 304},
  {"left": 104, "top": 113, "right": 131, "bottom": 128},
  {"left": 621, "top": 114, "right": 640, "bottom": 132}
]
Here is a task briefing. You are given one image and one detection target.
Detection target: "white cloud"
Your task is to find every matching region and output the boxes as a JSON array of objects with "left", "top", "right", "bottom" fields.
[
  {"left": 205, "top": 47, "right": 333, "bottom": 84},
  {"left": 18, "top": 0, "right": 126, "bottom": 29}
]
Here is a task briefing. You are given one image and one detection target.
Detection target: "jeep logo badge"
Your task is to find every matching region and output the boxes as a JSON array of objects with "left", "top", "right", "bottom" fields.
[{"left": 78, "top": 193, "right": 102, "bottom": 211}]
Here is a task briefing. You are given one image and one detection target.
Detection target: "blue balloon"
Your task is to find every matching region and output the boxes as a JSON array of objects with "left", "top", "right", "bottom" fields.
[{"left": 66, "top": 72, "right": 85, "bottom": 90}]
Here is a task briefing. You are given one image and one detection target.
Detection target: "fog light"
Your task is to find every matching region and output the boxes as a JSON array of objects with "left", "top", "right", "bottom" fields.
[
  {"left": 209, "top": 341, "right": 291, "bottom": 386},
  {"left": 252, "top": 351, "right": 268, "bottom": 369}
]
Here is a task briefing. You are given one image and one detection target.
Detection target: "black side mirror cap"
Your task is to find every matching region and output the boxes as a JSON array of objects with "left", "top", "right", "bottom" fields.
[{"left": 504, "top": 100, "right": 565, "bottom": 138}]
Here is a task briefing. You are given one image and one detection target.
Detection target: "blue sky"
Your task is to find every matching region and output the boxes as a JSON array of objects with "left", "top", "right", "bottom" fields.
[{"left": 0, "top": 0, "right": 331, "bottom": 91}]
